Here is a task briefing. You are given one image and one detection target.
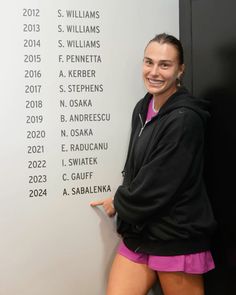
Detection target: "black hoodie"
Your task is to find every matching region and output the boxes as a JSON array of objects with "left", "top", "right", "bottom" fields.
[{"left": 114, "top": 87, "right": 216, "bottom": 255}]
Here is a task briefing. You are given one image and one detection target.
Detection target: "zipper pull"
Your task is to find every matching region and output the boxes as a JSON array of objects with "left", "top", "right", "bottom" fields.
[
  {"left": 138, "top": 113, "right": 146, "bottom": 137},
  {"left": 138, "top": 125, "right": 145, "bottom": 136}
]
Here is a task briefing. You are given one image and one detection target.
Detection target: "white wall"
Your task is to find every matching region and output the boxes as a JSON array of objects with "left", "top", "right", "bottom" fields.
[{"left": 0, "top": 1, "right": 179, "bottom": 294}]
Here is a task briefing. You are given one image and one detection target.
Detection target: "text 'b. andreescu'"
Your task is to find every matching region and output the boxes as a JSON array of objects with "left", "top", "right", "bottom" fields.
[{"left": 60, "top": 113, "right": 110, "bottom": 123}]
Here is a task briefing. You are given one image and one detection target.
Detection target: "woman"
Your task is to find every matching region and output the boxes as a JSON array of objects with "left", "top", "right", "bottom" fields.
[{"left": 91, "top": 33, "right": 216, "bottom": 295}]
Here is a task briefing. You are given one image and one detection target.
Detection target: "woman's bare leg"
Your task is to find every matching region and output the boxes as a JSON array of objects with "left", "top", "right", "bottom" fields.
[
  {"left": 157, "top": 271, "right": 204, "bottom": 295},
  {"left": 106, "top": 254, "right": 157, "bottom": 295}
]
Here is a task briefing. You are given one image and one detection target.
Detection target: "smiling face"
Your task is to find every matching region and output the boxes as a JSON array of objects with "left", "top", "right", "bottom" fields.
[{"left": 143, "top": 41, "right": 185, "bottom": 100}]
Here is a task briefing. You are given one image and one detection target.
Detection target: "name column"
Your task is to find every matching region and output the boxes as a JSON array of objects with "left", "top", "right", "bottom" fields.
[{"left": 56, "top": 9, "right": 112, "bottom": 197}]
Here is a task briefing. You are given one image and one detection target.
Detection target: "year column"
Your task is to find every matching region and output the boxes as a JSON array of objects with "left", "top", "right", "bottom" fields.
[{"left": 23, "top": 8, "right": 47, "bottom": 198}]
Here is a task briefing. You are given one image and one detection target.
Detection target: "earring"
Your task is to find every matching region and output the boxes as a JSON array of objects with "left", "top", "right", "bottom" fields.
[{"left": 176, "top": 76, "right": 181, "bottom": 87}]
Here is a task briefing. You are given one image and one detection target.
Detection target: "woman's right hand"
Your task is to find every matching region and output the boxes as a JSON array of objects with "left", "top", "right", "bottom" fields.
[{"left": 90, "top": 197, "right": 116, "bottom": 217}]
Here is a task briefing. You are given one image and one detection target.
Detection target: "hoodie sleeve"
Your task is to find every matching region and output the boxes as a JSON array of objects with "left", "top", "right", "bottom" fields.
[{"left": 113, "top": 109, "right": 205, "bottom": 224}]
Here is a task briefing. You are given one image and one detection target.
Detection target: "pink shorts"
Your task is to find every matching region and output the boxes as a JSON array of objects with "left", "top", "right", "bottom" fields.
[{"left": 118, "top": 241, "right": 215, "bottom": 274}]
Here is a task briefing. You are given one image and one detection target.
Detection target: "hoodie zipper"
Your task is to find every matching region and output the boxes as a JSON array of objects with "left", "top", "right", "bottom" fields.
[
  {"left": 138, "top": 114, "right": 147, "bottom": 137},
  {"left": 138, "top": 112, "right": 160, "bottom": 137}
]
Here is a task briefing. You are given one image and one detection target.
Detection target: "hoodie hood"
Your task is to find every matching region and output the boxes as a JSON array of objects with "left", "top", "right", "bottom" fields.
[{"left": 140, "top": 87, "right": 210, "bottom": 126}]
